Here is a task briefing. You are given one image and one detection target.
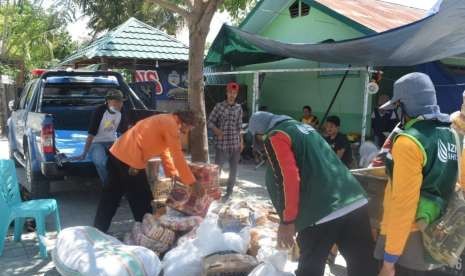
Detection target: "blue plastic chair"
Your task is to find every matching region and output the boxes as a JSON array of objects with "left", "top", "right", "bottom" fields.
[{"left": 0, "top": 159, "right": 61, "bottom": 258}]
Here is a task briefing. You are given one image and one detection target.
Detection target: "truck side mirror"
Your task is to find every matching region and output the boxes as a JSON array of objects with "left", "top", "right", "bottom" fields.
[{"left": 8, "top": 100, "right": 16, "bottom": 111}]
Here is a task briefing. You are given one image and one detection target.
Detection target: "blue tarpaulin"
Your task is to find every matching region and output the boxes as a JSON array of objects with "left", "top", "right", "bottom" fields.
[
  {"left": 206, "top": 0, "right": 465, "bottom": 67},
  {"left": 417, "top": 62, "right": 465, "bottom": 114}
]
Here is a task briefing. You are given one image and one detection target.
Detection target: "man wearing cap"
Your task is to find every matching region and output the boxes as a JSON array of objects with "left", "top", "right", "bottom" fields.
[
  {"left": 248, "top": 111, "right": 378, "bottom": 276},
  {"left": 375, "top": 73, "right": 457, "bottom": 276},
  {"left": 93, "top": 110, "right": 203, "bottom": 233},
  {"left": 208, "top": 82, "right": 244, "bottom": 200},
  {"left": 76, "top": 89, "right": 129, "bottom": 184}
]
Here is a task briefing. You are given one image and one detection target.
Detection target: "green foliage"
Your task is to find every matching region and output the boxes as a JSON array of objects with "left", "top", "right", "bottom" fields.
[
  {"left": 0, "top": 1, "right": 78, "bottom": 72},
  {"left": 221, "top": 0, "right": 259, "bottom": 25},
  {"left": 64, "top": 0, "right": 185, "bottom": 35},
  {"left": 60, "top": 0, "right": 257, "bottom": 35}
]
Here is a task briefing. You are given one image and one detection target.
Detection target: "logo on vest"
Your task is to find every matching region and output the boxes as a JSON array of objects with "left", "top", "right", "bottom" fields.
[
  {"left": 438, "top": 139, "right": 457, "bottom": 163},
  {"left": 296, "top": 124, "right": 314, "bottom": 134}
]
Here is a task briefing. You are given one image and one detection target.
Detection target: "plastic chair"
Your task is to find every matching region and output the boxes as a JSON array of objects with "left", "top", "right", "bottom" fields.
[{"left": 0, "top": 159, "right": 61, "bottom": 258}]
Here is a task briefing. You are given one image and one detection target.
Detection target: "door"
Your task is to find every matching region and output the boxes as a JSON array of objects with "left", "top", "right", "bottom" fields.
[{"left": 11, "top": 80, "right": 37, "bottom": 153}]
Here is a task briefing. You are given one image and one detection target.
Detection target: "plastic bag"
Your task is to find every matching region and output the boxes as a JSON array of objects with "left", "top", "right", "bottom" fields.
[
  {"left": 248, "top": 247, "right": 295, "bottom": 276},
  {"left": 162, "top": 240, "right": 203, "bottom": 276},
  {"left": 223, "top": 227, "right": 250, "bottom": 254},
  {"left": 195, "top": 216, "right": 225, "bottom": 256},
  {"left": 194, "top": 215, "right": 251, "bottom": 256}
]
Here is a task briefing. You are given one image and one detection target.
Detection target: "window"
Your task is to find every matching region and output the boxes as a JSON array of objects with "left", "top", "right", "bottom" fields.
[
  {"left": 42, "top": 85, "right": 120, "bottom": 106},
  {"left": 289, "top": 0, "right": 310, "bottom": 18},
  {"left": 18, "top": 80, "right": 37, "bottom": 109}
]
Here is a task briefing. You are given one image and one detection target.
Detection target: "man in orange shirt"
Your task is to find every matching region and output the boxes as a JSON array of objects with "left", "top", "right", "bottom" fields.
[{"left": 93, "top": 111, "right": 202, "bottom": 233}]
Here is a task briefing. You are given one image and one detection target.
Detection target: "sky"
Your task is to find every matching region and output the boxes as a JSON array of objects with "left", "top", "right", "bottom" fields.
[{"left": 44, "top": 0, "right": 439, "bottom": 45}]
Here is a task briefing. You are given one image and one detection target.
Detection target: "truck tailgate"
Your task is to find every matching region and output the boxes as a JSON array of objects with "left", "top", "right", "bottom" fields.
[{"left": 55, "top": 130, "right": 89, "bottom": 161}]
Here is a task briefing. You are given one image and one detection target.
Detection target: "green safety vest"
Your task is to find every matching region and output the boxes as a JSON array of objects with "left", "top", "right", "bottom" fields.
[
  {"left": 386, "top": 119, "right": 458, "bottom": 221},
  {"left": 264, "top": 120, "right": 367, "bottom": 232}
]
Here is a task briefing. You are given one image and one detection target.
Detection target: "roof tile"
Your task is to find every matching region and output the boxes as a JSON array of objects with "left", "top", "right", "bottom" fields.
[{"left": 61, "top": 17, "right": 189, "bottom": 65}]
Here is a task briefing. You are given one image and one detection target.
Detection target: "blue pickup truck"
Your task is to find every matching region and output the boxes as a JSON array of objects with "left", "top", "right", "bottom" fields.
[{"left": 7, "top": 70, "right": 155, "bottom": 198}]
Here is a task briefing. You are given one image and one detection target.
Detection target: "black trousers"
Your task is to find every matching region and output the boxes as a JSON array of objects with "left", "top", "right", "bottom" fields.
[
  {"left": 296, "top": 205, "right": 379, "bottom": 276},
  {"left": 93, "top": 153, "right": 153, "bottom": 233}
]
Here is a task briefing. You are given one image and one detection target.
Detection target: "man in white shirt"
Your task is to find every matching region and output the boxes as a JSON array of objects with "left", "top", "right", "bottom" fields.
[{"left": 76, "top": 89, "right": 129, "bottom": 184}]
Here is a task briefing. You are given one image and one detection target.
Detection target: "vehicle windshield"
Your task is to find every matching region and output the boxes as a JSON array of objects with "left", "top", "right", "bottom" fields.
[{"left": 42, "top": 85, "right": 121, "bottom": 106}]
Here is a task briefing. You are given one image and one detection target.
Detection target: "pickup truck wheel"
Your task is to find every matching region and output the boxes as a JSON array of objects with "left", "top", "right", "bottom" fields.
[{"left": 25, "top": 150, "right": 50, "bottom": 199}]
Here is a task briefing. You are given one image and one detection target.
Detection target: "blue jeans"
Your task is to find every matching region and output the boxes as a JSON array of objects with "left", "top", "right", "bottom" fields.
[{"left": 88, "top": 142, "right": 113, "bottom": 185}]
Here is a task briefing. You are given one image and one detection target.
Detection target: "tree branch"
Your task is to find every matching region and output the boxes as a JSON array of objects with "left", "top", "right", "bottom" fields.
[
  {"left": 149, "top": 0, "right": 189, "bottom": 18},
  {"left": 183, "top": 0, "right": 193, "bottom": 10},
  {"left": 200, "top": 0, "right": 224, "bottom": 29}
]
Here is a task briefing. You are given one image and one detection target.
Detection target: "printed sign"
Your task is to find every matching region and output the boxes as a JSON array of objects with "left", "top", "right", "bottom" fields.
[
  {"left": 134, "top": 70, "right": 164, "bottom": 95},
  {"left": 133, "top": 69, "right": 188, "bottom": 100}
]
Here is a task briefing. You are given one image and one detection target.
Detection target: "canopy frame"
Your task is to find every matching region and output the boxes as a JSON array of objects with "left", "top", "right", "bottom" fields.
[{"left": 205, "top": 66, "right": 374, "bottom": 142}]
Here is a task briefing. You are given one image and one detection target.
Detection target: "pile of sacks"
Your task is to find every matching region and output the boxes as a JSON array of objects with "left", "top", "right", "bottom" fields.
[
  {"left": 124, "top": 209, "right": 203, "bottom": 256},
  {"left": 162, "top": 201, "right": 257, "bottom": 276},
  {"left": 122, "top": 197, "right": 297, "bottom": 276}
]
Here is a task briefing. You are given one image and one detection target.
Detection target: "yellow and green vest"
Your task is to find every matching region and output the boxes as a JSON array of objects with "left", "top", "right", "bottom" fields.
[{"left": 386, "top": 119, "right": 458, "bottom": 223}]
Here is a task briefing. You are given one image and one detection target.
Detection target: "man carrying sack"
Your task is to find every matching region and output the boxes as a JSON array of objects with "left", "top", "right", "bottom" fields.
[
  {"left": 248, "top": 111, "right": 378, "bottom": 276},
  {"left": 375, "top": 73, "right": 458, "bottom": 276},
  {"left": 93, "top": 111, "right": 202, "bottom": 233}
]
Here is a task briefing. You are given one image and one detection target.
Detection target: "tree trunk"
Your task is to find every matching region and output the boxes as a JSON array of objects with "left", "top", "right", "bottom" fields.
[
  {"left": 148, "top": 0, "right": 223, "bottom": 163},
  {"left": 188, "top": 23, "right": 209, "bottom": 162}
]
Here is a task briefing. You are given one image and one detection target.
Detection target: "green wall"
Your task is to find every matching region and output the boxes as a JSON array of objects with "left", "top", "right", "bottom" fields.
[{"left": 237, "top": 3, "right": 373, "bottom": 134}]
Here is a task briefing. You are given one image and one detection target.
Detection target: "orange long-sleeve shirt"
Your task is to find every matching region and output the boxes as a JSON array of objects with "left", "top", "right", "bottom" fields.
[{"left": 110, "top": 114, "right": 196, "bottom": 185}]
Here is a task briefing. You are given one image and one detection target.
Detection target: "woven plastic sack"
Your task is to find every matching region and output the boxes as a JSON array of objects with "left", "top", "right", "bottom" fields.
[
  {"left": 160, "top": 214, "right": 203, "bottom": 232},
  {"left": 53, "top": 226, "right": 161, "bottom": 276},
  {"left": 139, "top": 232, "right": 173, "bottom": 255},
  {"left": 422, "top": 191, "right": 465, "bottom": 267},
  {"left": 421, "top": 129, "right": 465, "bottom": 267},
  {"left": 141, "top": 214, "right": 175, "bottom": 243},
  {"left": 189, "top": 162, "right": 221, "bottom": 200},
  {"left": 201, "top": 250, "right": 258, "bottom": 276},
  {"left": 166, "top": 182, "right": 214, "bottom": 217}
]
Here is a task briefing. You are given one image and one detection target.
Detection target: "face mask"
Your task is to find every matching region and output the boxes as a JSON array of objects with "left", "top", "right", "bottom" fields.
[{"left": 108, "top": 106, "right": 120, "bottom": 114}]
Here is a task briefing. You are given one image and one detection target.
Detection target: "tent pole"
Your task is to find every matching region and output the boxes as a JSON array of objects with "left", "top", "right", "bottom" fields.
[
  {"left": 318, "top": 65, "right": 352, "bottom": 132},
  {"left": 361, "top": 67, "right": 371, "bottom": 143},
  {"left": 252, "top": 72, "right": 259, "bottom": 114}
]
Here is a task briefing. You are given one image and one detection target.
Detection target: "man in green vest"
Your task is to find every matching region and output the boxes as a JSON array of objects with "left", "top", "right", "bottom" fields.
[
  {"left": 375, "top": 72, "right": 457, "bottom": 276},
  {"left": 248, "top": 112, "right": 378, "bottom": 276}
]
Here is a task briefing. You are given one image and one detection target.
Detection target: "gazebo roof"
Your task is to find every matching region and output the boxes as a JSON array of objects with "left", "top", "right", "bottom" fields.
[{"left": 60, "top": 17, "right": 189, "bottom": 66}]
